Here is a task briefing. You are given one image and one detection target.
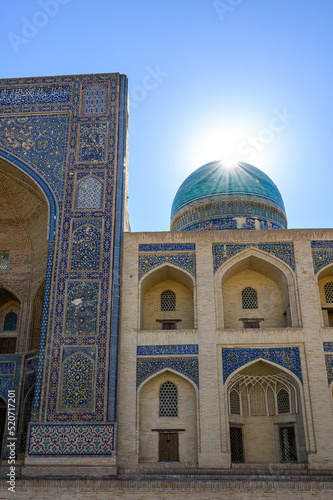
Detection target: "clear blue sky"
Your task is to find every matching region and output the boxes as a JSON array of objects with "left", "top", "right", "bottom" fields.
[{"left": 1, "top": 0, "right": 332, "bottom": 232}]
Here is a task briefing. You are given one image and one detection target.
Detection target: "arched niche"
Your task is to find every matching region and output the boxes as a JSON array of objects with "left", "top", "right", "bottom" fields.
[
  {"left": 215, "top": 249, "right": 299, "bottom": 330},
  {"left": 0, "top": 156, "right": 50, "bottom": 353},
  {"left": 139, "top": 264, "right": 196, "bottom": 330},
  {"left": 226, "top": 360, "right": 307, "bottom": 464},
  {"left": 0, "top": 286, "right": 21, "bottom": 353},
  {"left": 137, "top": 369, "right": 198, "bottom": 464},
  {"left": 30, "top": 282, "right": 45, "bottom": 351},
  {"left": 316, "top": 264, "right": 333, "bottom": 327}
]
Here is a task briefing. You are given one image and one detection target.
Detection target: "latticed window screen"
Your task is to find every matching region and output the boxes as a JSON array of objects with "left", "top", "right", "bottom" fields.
[
  {"left": 76, "top": 176, "right": 103, "bottom": 209},
  {"left": 277, "top": 388, "right": 290, "bottom": 414},
  {"left": 242, "top": 287, "right": 258, "bottom": 309},
  {"left": 229, "top": 389, "right": 241, "bottom": 414},
  {"left": 324, "top": 282, "right": 333, "bottom": 303},
  {"left": 230, "top": 427, "right": 244, "bottom": 462},
  {"left": 161, "top": 290, "right": 176, "bottom": 311},
  {"left": 159, "top": 381, "right": 178, "bottom": 417},
  {"left": 0, "top": 253, "right": 9, "bottom": 270},
  {"left": 280, "top": 427, "right": 297, "bottom": 462}
]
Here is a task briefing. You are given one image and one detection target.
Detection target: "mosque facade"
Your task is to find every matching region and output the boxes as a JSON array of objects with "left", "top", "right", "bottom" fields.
[{"left": 1, "top": 72, "right": 333, "bottom": 492}]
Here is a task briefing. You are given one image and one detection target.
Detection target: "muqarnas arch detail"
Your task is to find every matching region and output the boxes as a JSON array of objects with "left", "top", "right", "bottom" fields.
[
  {"left": 213, "top": 242, "right": 295, "bottom": 273},
  {"left": 222, "top": 347, "right": 302, "bottom": 383}
]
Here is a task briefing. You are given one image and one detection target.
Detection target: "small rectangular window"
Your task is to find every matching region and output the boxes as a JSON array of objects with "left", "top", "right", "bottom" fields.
[
  {"left": 0, "top": 253, "right": 9, "bottom": 270},
  {"left": 161, "top": 322, "right": 177, "bottom": 330},
  {"left": 243, "top": 320, "right": 260, "bottom": 329}
]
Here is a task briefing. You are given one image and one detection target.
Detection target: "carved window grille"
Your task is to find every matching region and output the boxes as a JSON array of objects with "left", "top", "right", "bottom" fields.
[
  {"left": 242, "top": 287, "right": 258, "bottom": 309},
  {"left": 277, "top": 388, "right": 291, "bottom": 413},
  {"left": 230, "top": 426, "right": 244, "bottom": 462},
  {"left": 159, "top": 381, "right": 178, "bottom": 417},
  {"left": 76, "top": 176, "right": 103, "bottom": 210},
  {"left": 229, "top": 389, "right": 241, "bottom": 415},
  {"left": 280, "top": 426, "right": 297, "bottom": 462},
  {"left": 324, "top": 282, "right": 333, "bottom": 303},
  {"left": 161, "top": 290, "right": 176, "bottom": 311},
  {"left": 4, "top": 312, "right": 17, "bottom": 331}
]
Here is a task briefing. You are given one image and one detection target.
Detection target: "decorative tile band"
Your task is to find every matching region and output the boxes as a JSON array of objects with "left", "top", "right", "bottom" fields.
[
  {"left": 325, "top": 355, "right": 333, "bottom": 385},
  {"left": 139, "top": 253, "right": 196, "bottom": 279},
  {"left": 27, "top": 423, "right": 115, "bottom": 456},
  {"left": 139, "top": 243, "right": 196, "bottom": 252},
  {"left": 311, "top": 241, "right": 333, "bottom": 273},
  {"left": 137, "top": 344, "right": 199, "bottom": 356},
  {"left": 0, "top": 84, "right": 71, "bottom": 105},
  {"left": 324, "top": 342, "right": 333, "bottom": 352},
  {"left": 137, "top": 357, "right": 199, "bottom": 387},
  {"left": 222, "top": 347, "right": 302, "bottom": 383},
  {"left": 0, "top": 362, "right": 15, "bottom": 374},
  {"left": 213, "top": 242, "right": 295, "bottom": 273}
]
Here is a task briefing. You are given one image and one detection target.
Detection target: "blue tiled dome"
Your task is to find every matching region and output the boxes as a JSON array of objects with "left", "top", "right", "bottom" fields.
[{"left": 170, "top": 161, "right": 287, "bottom": 231}]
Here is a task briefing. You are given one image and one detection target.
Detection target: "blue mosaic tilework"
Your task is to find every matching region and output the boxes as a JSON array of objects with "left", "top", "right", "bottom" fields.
[
  {"left": 137, "top": 357, "right": 199, "bottom": 387},
  {"left": 0, "top": 114, "right": 69, "bottom": 199},
  {"left": 0, "top": 84, "right": 71, "bottom": 105},
  {"left": 82, "top": 83, "right": 108, "bottom": 115},
  {"left": 311, "top": 241, "right": 333, "bottom": 249},
  {"left": 0, "top": 355, "right": 22, "bottom": 402},
  {"left": 107, "top": 75, "right": 128, "bottom": 421},
  {"left": 311, "top": 241, "right": 333, "bottom": 273},
  {"left": 137, "top": 345, "right": 199, "bottom": 356},
  {"left": 71, "top": 222, "right": 101, "bottom": 271},
  {"left": 222, "top": 347, "right": 302, "bottom": 383},
  {"left": 61, "top": 353, "right": 93, "bottom": 408},
  {"left": 0, "top": 362, "right": 15, "bottom": 374},
  {"left": 325, "top": 355, "right": 333, "bottom": 385},
  {"left": 65, "top": 283, "right": 99, "bottom": 335},
  {"left": 26, "top": 356, "right": 38, "bottom": 372},
  {"left": 78, "top": 123, "right": 107, "bottom": 163},
  {"left": 324, "top": 343, "right": 333, "bottom": 352},
  {"left": 139, "top": 243, "right": 196, "bottom": 252},
  {"left": 213, "top": 242, "right": 295, "bottom": 273},
  {"left": 32, "top": 242, "right": 54, "bottom": 420},
  {"left": 27, "top": 423, "right": 115, "bottom": 455},
  {"left": 139, "top": 253, "right": 196, "bottom": 279},
  {"left": 23, "top": 372, "right": 36, "bottom": 400}
]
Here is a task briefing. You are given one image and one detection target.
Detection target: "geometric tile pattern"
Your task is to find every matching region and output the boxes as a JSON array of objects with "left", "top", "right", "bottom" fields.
[
  {"left": 139, "top": 243, "right": 196, "bottom": 252},
  {"left": 138, "top": 253, "right": 196, "bottom": 279},
  {"left": 0, "top": 84, "right": 71, "bottom": 106},
  {"left": 222, "top": 347, "right": 302, "bottom": 383},
  {"left": 82, "top": 83, "right": 108, "bottom": 115},
  {"left": 137, "top": 345, "right": 199, "bottom": 356},
  {"left": 61, "top": 353, "right": 93, "bottom": 408},
  {"left": 325, "top": 355, "right": 333, "bottom": 385},
  {"left": 311, "top": 241, "right": 333, "bottom": 274},
  {"left": 213, "top": 242, "right": 296, "bottom": 273},
  {"left": 76, "top": 176, "right": 103, "bottom": 209},
  {"left": 137, "top": 357, "right": 199, "bottom": 387},
  {"left": 27, "top": 423, "right": 115, "bottom": 455},
  {"left": 71, "top": 222, "right": 101, "bottom": 270}
]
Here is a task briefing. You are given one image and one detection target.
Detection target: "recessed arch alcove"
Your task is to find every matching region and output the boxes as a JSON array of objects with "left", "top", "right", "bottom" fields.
[
  {"left": 316, "top": 264, "right": 333, "bottom": 327},
  {"left": 225, "top": 359, "right": 307, "bottom": 464},
  {"left": 215, "top": 248, "right": 300, "bottom": 330},
  {"left": 139, "top": 264, "right": 196, "bottom": 330},
  {"left": 0, "top": 155, "right": 51, "bottom": 352}
]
